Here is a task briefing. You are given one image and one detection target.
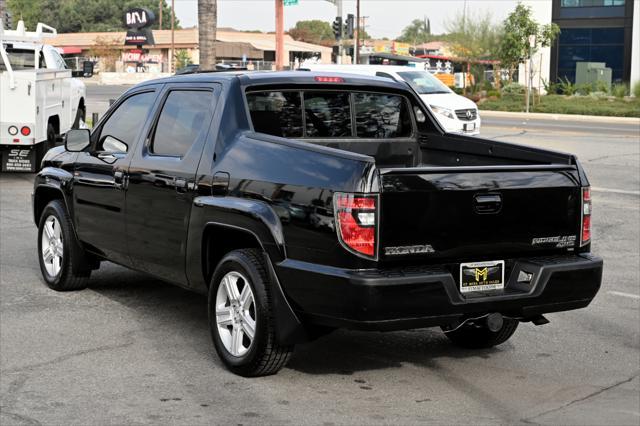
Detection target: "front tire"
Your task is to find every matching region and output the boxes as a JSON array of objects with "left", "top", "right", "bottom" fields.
[
  {"left": 208, "top": 249, "right": 293, "bottom": 377},
  {"left": 443, "top": 318, "right": 519, "bottom": 349},
  {"left": 37, "top": 200, "right": 91, "bottom": 291}
]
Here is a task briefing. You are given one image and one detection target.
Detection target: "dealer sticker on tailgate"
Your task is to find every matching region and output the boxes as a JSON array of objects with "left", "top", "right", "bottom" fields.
[{"left": 459, "top": 260, "right": 505, "bottom": 293}]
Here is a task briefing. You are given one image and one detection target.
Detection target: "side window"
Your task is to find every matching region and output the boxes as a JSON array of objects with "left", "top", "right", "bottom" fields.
[
  {"left": 303, "top": 92, "right": 352, "bottom": 137},
  {"left": 151, "top": 90, "right": 213, "bottom": 157},
  {"left": 246, "top": 91, "right": 303, "bottom": 138},
  {"left": 98, "top": 91, "right": 156, "bottom": 152},
  {"left": 354, "top": 93, "right": 412, "bottom": 138}
]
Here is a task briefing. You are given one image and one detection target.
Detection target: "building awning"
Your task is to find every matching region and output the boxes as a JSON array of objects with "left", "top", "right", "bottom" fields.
[{"left": 59, "top": 46, "right": 83, "bottom": 55}]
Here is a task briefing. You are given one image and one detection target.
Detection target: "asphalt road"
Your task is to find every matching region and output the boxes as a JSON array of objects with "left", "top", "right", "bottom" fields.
[{"left": 1, "top": 89, "right": 639, "bottom": 425}]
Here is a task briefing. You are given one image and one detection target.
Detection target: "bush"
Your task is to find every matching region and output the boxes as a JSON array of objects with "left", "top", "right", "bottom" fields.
[
  {"left": 594, "top": 80, "right": 610, "bottom": 94},
  {"left": 576, "top": 83, "right": 592, "bottom": 96},
  {"left": 611, "top": 84, "right": 628, "bottom": 98},
  {"left": 557, "top": 77, "right": 576, "bottom": 96},
  {"left": 633, "top": 81, "right": 640, "bottom": 98},
  {"left": 501, "top": 83, "right": 525, "bottom": 96},
  {"left": 486, "top": 89, "right": 501, "bottom": 98}
]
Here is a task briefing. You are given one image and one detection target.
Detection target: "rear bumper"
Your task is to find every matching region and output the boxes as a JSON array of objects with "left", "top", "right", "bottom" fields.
[{"left": 275, "top": 254, "right": 603, "bottom": 331}]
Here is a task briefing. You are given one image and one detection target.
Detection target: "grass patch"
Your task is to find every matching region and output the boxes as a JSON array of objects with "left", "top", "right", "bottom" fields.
[{"left": 479, "top": 94, "right": 640, "bottom": 117}]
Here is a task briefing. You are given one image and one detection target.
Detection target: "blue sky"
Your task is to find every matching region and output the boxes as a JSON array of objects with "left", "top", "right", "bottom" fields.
[{"left": 172, "top": 0, "right": 519, "bottom": 39}]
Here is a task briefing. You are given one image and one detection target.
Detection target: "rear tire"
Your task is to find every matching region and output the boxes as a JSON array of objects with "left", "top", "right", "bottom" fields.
[
  {"left": 208, "top": 249, "right": 293, "bottom": 377},
  {"left": 443, "top": 318, "right": 519, "bottom": 349},
  {"left": 37, "top": 200, "right": 91, "bottom": 291}
]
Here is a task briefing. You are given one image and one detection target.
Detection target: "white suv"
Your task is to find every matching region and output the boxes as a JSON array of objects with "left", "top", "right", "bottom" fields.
[{"left": 300, "top": 64, "right": 481, "bottom": 135}]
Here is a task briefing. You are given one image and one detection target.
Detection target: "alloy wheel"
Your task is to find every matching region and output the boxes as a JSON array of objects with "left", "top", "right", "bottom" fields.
[
  {"left": 41, "top": 215, "right": 63, "bottom": 277},
  {"left": 215, "top": 271, "right": 257, "bottom": 357}
]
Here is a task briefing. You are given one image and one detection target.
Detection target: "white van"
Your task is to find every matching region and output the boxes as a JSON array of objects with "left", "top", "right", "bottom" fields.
[
  {"left": 300, "top": 64, "right": 481, "bottom": 135},
  {"left": 1, "top": 21, "right": 86, "bottom": 172}
]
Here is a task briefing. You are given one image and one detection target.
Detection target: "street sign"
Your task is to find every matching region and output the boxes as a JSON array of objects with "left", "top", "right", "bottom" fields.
[{"left": 284, "top": 0, "right": 298, "bottom": 6}]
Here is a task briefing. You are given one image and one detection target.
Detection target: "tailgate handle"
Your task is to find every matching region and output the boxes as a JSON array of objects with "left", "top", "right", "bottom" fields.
[{"left": 474, "top": 193, "right": 502, "bottom": 214}]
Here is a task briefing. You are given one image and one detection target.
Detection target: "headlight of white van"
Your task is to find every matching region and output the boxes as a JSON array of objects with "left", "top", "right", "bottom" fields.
[{"left": 430, "top": 105, "right": 455, "bottom": 120}]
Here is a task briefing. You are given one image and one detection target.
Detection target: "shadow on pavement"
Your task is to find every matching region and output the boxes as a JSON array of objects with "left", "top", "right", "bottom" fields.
[{"left": 88, "top": 262, "right": 503, "bottom": 376}]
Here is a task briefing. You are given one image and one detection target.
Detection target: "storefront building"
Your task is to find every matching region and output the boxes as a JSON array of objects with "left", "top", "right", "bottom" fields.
[{"left": 550, "top": 0, "right": 637, "bottom": 84}]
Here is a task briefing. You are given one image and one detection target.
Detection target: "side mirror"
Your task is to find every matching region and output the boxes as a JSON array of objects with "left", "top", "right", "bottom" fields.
[{"left": 65, "top": 129, "right": 91, "bottom": 152}]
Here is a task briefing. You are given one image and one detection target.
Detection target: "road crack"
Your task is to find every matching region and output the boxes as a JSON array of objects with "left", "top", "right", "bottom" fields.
[
  {"left": 521, "top": 373, "right": 640, "bottom": 424},
  {"left": 489, "top": 130, "right": 527, "bottom": 140}
]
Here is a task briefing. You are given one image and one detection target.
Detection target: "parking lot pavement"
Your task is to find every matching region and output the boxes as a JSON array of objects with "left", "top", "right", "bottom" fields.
[{"left": 1, "top": 117, "right": 639, "bottom": 425}]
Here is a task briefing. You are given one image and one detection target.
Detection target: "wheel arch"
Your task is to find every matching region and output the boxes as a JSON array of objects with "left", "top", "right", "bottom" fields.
[{"left": 194, "top": 218, "right": 306, "bottom": 346}]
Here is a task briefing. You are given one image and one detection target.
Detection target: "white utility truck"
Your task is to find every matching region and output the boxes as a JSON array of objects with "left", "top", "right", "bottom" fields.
[{"left": 1, "top": 21, "right": 86, "bottom": 172}]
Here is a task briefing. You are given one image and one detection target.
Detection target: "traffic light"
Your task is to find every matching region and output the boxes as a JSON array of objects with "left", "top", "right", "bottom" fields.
[
  {"left": 3, "top": 11, "right": 13, "bottom": 30},
  {"left": 345, "top": 14, "right": 355, "bottom": 39},
  {"left": 332, "top": 16, "right": 342, "bottom": 40}
]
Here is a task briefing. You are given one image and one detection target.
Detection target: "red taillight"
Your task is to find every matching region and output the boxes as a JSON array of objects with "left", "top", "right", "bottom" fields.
[
  {"left": 20, "top": 126, "right": 31, "bottom": 136},
  {"left": 581, "top": 187, "right": 591, "bottom": 246},
  {"left": 314, "top": 76, "right": 345, "bottom": 83},
  {"left": 334, "top": 193, "right": 377, "bottom": 258}
]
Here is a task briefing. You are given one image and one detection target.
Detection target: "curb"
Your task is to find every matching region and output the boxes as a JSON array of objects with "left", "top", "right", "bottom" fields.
[{"left": 480, "top": 110, "right": 640, "bottom": 124}]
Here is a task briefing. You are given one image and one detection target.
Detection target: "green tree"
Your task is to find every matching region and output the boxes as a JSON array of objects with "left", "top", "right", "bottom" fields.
[
  {"left": 7, "top": 0, "right": 178, "bottom": 33},
  {"left": 445, "top": 10, "right": 502, "bottom": 92},
  {"left": 498, "top": 3, "right": 560, "bottom": 82},
  {"left": 288, "top": 20, "right": 334, "bottom": 45},
  {"left": 396, "top": 17, "right": 431, "bottom": 45},
  {"left": 174, "top": 49, "right": 192, "bottom": 70}
]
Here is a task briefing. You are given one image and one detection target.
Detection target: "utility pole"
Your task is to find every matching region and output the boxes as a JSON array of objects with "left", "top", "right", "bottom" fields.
[
  {"left": 170, "top": 0, "right": 175, "bottom": 72},
  {"left": 337, "top": 0, "right": 344, "bottom": 64},
  {"left": 275, "top": 0, "right": 285, "bottom": 70},
  {"left": 159, "top": 0, "right": 163, "bottom": 30},
  {"left": 355, "top": 0, "right": 360, "bottom": 64}
]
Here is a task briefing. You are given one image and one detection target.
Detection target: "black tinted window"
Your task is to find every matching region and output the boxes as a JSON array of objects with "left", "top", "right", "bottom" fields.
[
  {"left": 246, "top": 91, "right": 303, "bottom": 137},
  {"left": 151, "top": 91, "right": 213, "bottom": 156},
  {"left": 354, "top": 93, "right": 412, "bottom": 138},
  {"left": 99, "top": 91, "right": 156, "bottom": 148},
  {"left": 304, "top": 92, "right": 352, "bottom": 137}
]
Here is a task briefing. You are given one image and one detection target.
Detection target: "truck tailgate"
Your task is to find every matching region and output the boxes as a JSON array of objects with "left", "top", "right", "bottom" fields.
[{"left": 378, "top": 164, "right": 582, "bottom": 261}]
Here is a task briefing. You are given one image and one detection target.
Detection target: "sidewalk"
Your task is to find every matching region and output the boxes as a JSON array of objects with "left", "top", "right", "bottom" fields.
[{"left": 480, "top": 110, "right": 640, "bottom": 125}]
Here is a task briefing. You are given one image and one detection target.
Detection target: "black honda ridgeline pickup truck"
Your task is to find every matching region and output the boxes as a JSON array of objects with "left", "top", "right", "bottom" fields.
[{"left": 33, "top": 71, "right": 603, "bottom": 376}]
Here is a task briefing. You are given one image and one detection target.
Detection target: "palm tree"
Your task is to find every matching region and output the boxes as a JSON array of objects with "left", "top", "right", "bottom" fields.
[{"left": 198, "top": 0, "right": 217, "bottom": 70}]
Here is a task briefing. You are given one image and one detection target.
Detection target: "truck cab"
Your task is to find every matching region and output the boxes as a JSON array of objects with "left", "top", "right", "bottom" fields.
[{"left": 1, "top": 21, "right": 86, "bottom": 172}]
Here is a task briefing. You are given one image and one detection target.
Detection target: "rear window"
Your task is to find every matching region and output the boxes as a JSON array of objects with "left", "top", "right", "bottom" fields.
[
  {"left": 246, "top": 91, "right": 303, "bottom": 138},
  {"left": 354, "top": 93, "right": 412, "bottom": 138},
  {"left": 0, "top": 48, "right": 44, "bottom": 71},
  {"left": 247, "top": 90, "right": 413, "bottom": 139},
  {"left": 304, "top": 92, "right": 352, "bottom": 137}
]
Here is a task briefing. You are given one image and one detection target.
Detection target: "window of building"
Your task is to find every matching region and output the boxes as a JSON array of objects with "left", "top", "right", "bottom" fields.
[
  {"left": 246, "top": 91, "right": 303, "bottom": 138},
  {"left": 151, "top": 90, "right": 213, "bottom": 157},
  {"left": 556, "top": 27, "right": 625, "bottom": 83},
  {"left": 561, "top": 0, "right": 625, "bottom": 7}
]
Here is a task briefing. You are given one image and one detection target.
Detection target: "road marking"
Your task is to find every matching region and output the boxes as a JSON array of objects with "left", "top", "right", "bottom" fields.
[
  {"left": 592, "top": 187, "right": 640, "bottom": 196},
  {"left": 608, "top": 291, "right": 640, "bottom": 300}
]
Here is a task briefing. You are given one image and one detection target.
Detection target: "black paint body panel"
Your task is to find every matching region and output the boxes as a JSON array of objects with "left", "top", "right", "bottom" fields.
[{"left": 33, "top": 72, "right": 602, "bottom": 343}]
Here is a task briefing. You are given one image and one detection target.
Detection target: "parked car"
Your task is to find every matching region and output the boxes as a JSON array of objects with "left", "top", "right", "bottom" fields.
[
  {"left": 1, "top": 21, "right": 87, "bottom": 172},
  {"left": 299, "top": 64, "right": 481, "bottom": 135},
  {"left": 33, "top": 71, "right": 602, "bottom": 377}
]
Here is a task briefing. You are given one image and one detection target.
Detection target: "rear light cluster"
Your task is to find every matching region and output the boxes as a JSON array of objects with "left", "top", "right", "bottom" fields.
[
  {"left": 7, "top": 126, "right": 30, "bottom": 137},
  {"left": 581, "top": 187, "right": 591, "bottom": 246},
  {"left": 333, "top": 193, "right": 378, "bottom": 258}
]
